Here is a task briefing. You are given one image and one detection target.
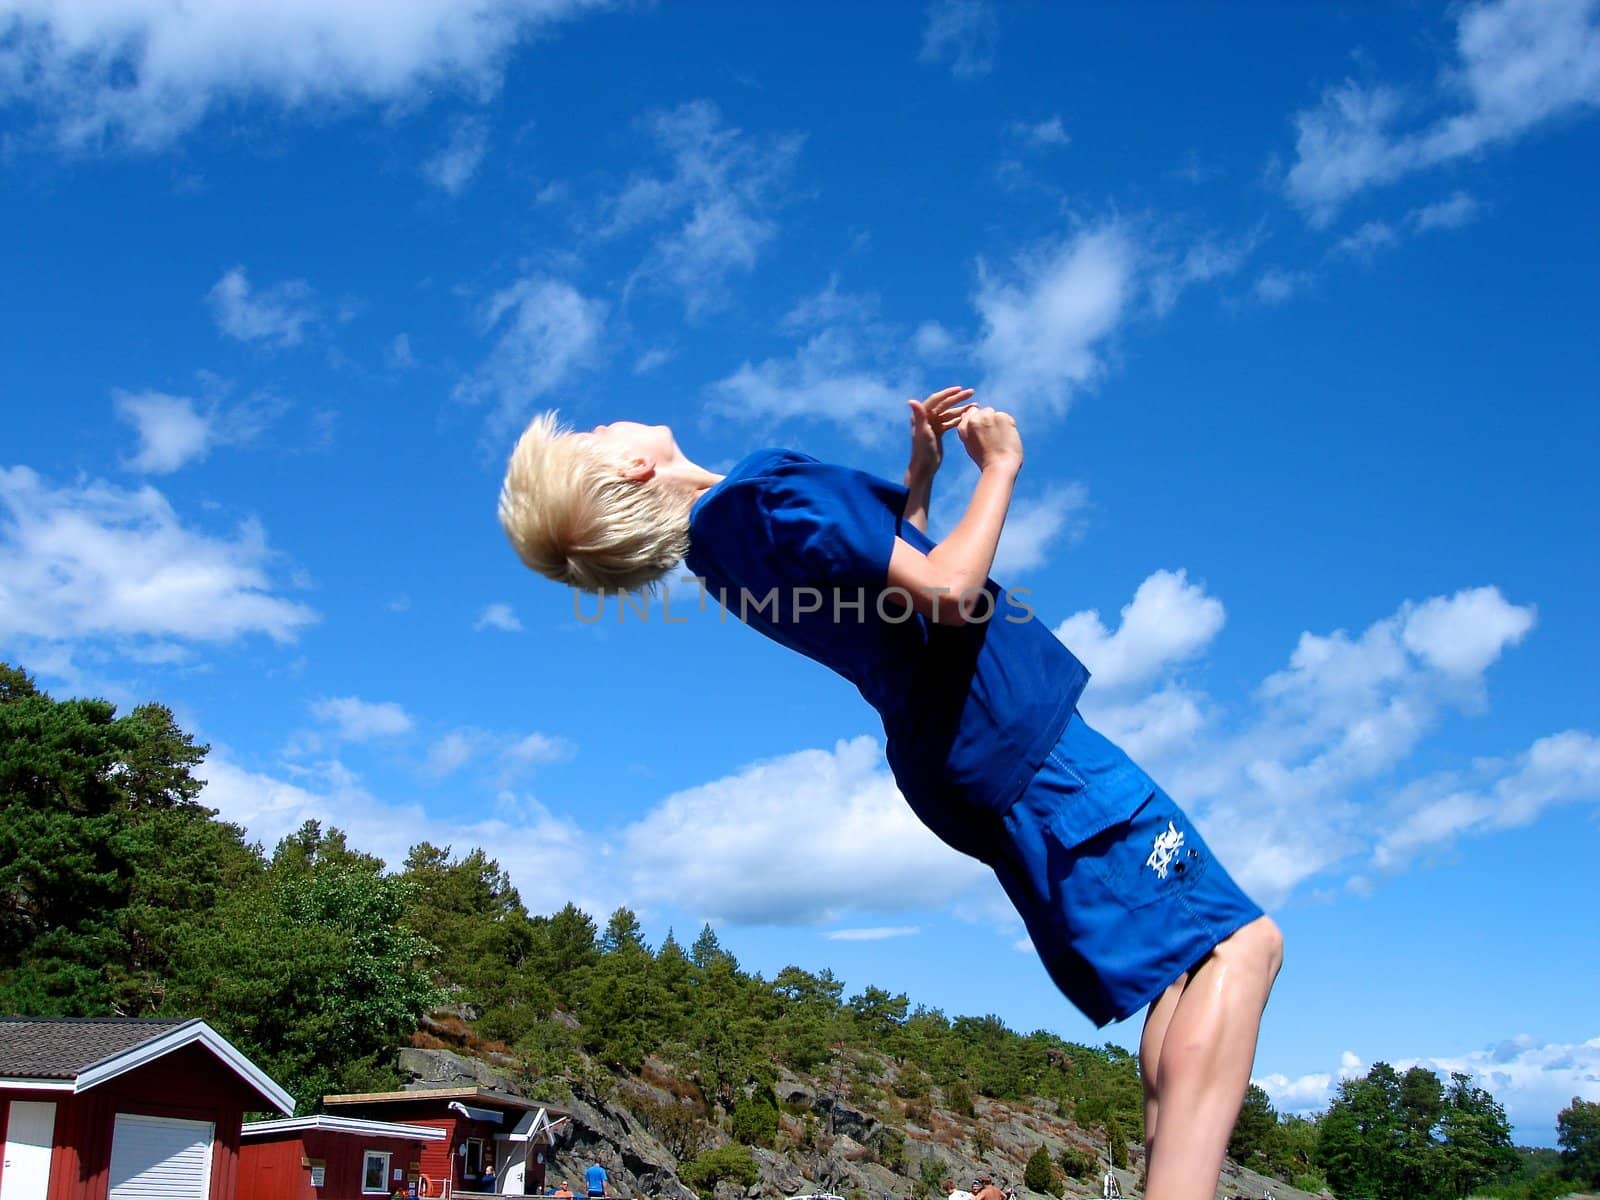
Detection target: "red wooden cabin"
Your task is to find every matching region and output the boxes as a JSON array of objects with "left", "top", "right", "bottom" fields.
[
  {"left": 0, "top": 1017, "right": 293, "bottom": 1200},
  {"left": 319, "top": 1089, "right": 566, "bottom": 1197},
  {"left": 238, "top": 1115, "right": 445, "bottom": 1200}
]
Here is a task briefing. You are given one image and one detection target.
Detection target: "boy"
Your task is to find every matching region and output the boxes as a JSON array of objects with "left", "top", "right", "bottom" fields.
[{"left": 499, "top": 387, "right": 1282, "bottom": 1200}]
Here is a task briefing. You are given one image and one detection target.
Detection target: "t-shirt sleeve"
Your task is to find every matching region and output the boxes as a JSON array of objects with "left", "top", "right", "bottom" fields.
[{"left": 760, "top": 459, "right": 906, "bottom": 587}]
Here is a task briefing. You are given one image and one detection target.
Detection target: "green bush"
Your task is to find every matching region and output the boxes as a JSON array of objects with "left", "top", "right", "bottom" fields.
[
  {"left": 1025, "top": 1144, "right": 1057, "bottom": 1192},
  {"left": 729, "top": 1097, "right": 778, "bottom": 1147},
  {"left": 947, "top": 1080, "right": 976, "bottom": 1117},
  {"left": 1059, "top": 1148, "right": 1097, "bottom": 1181},
  {"left": 679, "top": 1144, "right": 759, "bottom": 1193}
]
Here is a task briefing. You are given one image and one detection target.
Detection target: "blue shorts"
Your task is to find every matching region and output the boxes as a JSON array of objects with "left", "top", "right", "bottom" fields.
[{"left": 991, "top": 711, "right": 1264, "bottom": 1027}]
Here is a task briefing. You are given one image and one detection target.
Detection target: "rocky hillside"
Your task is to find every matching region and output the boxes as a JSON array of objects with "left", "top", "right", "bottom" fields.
[{"left": 395, "top": 1045, "right": 1321, "bottom": 1200}]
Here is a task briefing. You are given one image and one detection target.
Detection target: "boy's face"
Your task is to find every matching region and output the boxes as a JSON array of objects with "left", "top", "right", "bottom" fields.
[{"left": 573, "top": 421, "right": 679, "bottom": 473}]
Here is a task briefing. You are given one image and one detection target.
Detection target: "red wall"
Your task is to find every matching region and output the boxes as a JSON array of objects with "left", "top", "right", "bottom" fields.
[
  {"left": 238, "top": 1130, "right": 434, "bottom": 1200},
  {"left": 2, "top": 1042, "right": 273, "bottom": 1200},
  {"left": 326, "top": 1103, "right": 508, "bottom": 1195}
]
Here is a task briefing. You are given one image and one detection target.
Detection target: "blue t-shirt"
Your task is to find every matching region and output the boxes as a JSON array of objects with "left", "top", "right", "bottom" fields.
[
  {"left": 684, "top": 449, "right": 1090, "bottom": 862},
  {"left": 585, "top": 1165, "right": 607, "bottom": 1194}
]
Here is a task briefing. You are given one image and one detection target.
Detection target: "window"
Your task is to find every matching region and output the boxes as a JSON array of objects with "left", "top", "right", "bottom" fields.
[
  {"left": 363, "top": 1151, "right": 392, "bottom": 1195},
  {"left": 465, "top": 1138, "right": 485, "bottom": 1178}
]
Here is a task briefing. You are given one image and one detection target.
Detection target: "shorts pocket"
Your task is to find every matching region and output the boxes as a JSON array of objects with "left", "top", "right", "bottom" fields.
[
  {"left": 1040, "top": 746, "right": 1154, "bottom": 847},
  {"left": 1077, "top": 794, "right": 1210, "bottom": 912}
]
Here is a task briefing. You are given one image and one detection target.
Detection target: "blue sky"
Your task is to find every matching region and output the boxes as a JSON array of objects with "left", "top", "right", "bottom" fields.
[{"left": 2, "top": 0, "right": 1597, "bottom": 1146}]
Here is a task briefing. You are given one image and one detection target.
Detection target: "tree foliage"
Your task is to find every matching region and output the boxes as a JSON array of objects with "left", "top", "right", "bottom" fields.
[{"left": 1558, "top": 1096, "right": 1600, "bottom": 1188}]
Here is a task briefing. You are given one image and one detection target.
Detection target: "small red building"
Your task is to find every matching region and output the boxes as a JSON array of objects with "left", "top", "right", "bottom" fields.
[
  {"left": 319, "top": 1089, "right": 567, "bottom": 1197},
  {"left": 0, "top": 1017, "right": 293, "bottom": 1200},
  {"left": 238, "top": 1115, "right": 445, "bottom": 1200}
]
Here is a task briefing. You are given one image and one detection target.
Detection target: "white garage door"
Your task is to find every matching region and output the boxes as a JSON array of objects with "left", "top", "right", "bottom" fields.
[{"left": 107, "top": 1114, "right": 214, "bottom": 1200}]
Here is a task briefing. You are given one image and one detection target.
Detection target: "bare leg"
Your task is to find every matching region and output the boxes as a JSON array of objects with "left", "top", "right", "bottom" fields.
[
  {"left": 1138, "top": 972, "right": 1188, "bottom": 1180},
  {"left": 1141, "top": 916, "right": 1283, "bottom": 1200}
]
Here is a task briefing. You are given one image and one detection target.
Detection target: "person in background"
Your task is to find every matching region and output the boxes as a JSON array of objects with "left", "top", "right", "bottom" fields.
[
  {"left": 945, "top": 1179, "right": 974, "bottom": 1200},
  {"left": 585, "top": 1162, "right": 608, "bottom": 1198},
  {"left": 554, "top": 1182, "right": 574, "bottom": 1198}
]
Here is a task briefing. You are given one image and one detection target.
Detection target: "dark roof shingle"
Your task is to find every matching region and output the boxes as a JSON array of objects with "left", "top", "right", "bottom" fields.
[{"left": 0, "top": 1017, "right": 196, "bottom": 1080}]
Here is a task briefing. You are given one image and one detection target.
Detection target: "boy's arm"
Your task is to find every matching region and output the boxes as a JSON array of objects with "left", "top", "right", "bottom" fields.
[{"left": 887, "top": 406, "right": 1022, "bottom": 625}]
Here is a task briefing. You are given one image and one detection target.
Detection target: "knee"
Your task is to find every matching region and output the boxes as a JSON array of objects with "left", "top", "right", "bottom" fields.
[
  {"left": 1252, "top": 916, "right": 1285, "bottom": 980},
  {"left": 1222, "top": 915, "right": 1283, "bottom": 983}
]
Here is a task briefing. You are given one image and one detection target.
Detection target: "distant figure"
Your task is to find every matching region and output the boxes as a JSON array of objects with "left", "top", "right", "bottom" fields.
[
  {"left": 555, "top": 1183, "right": 574, "bottom": 1198},
  {"left": 975, "top": 1179, "right": 1005, "bottom": 1200},
  {"left": 945, "top": 1179, "right": 975, "bottom": 1200},
  {"left": 1103, "top": 1171, "right": 1122, "bottom": 1200},
  {"left": 585, "top": 1163, "right": 608, "bottom": 1198},
  {"left": 482, "top": 1163, "right": 497, "bottom": 1194}
]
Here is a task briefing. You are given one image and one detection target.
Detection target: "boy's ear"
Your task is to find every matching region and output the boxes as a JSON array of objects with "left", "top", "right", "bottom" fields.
[{"left": 619, "top": 454, "right": 655, "bottom": 482}]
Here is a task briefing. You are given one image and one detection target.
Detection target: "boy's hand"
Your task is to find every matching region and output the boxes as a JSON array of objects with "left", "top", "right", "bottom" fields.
[
  {"left": 907, "top": 386, "right": 975, "bottom": 477},
  {"left": 957, "top": 405, "right": 1023, "bottom": 473}
]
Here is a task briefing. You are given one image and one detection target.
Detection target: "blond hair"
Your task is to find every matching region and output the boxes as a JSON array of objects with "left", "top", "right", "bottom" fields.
[{"left": 498, "top": 411, "right": 693, "bottom": 594}]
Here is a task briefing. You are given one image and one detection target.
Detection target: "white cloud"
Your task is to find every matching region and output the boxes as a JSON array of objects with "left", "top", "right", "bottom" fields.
[
  {"left": 1255, "top": 267, "right": 1312, "bottom": 305},
  {"left": 1148, "top": 232, "right": 1259, "bottom": 316},
  {"left": 309, "top": 695, "right": 414, "bottom": 741},
  {"left": 1285, "top": 0, "right": 1600, "bottom": 223},
  {"left": 1409, "top": 191, "right": 1482, "bottom": 232},
  {"left": 387, "top": 333, "right": 416, "bottom": 369},
  {"left": 1334, "top": 220, "right": 1400, "bottom": 260},
  {"left": 1008, "top": 116, "right": 1069, "bottom": 148},
  {"left": 198, "top": 752, "right": 603, "bottom": 917},
  {"left": 0, "top": 466, "right": 316, "bottom": 653},
  {"left": 0, "top": 0, "right": 609, "bottom": 152},
  {"left": 605, "top": 101, "right": 801, "bottom": 317},
  {"left": 710, "top": 328, "right": 909, "bottom": 441},
  {"left": 1057, "top": 569, "right": 1225, "bottom": 694},
  {"left": 973, "top": 224, "right": 1137, "bottom": 415},
  {"left": 825, "top": 926, "right": 921, "bottom": 942},
  {"left": 425, "top": 725, "right": 574, "bottom": 779},
  {"left": 1372, "top": 729, "right": 1600, "bottom": 871},
  {"left": 1257, "top": 1037, "right": 1600, "bottom": 1142},
  {"left": 991, "top": 485, "right": 1088, "bottom": 576},
  {"left": 453, "top": 275, "right": 606, "bottom": 438},
  {"left": 115, "top": 391, "right": 213, "bottom": 473},
  {"left": 1401, "top": 585, "right": 1535, "bottom": 676},
  {"left": 1050, "top": 575, "right": 1559, "bottom": 905},
  {"left": 633, "top": 347, "right": 673, "bottom": 375},
  {"left": 919, "top": 0, "right": 999, "bottom": 81},
  {"left": 113, "top": 386, "right": 275, "bottom": 473},
  {"left": 423, "top": 117, "right": 489, "bottom": 194},
  {"left": 206, "top": 267, "right": 318, "bottom": 347},
  {"left": 475, "top": 602, "right": 524, "bottom": 633},
  {"left": 618, "top": 736, "right": 987, "bottom": 924}
]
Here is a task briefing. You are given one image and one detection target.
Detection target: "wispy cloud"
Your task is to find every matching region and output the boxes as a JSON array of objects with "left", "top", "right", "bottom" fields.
[
  {"left": 1007, "top": 115, "right": 1069, "bottom": 148},
  {"left": 199, "top": 752, "right": 604, "bottom": 918},
  {"left": 1285, "top": 0, "right": 1600, "bottom": 224},
  {"left": 920, "top": 0, "right": 999, "bottom": 81},
  {"left": 423, "top": 117, "right": 490, "bottom": 195},
  {"left": 425, "top": 725, "right": 575, "bottom": 780},
  {"left": 1408, "top": 191, "right": 1482, "bottom": 232},
  {"left": 0, "top": 0, "right": 611, "bottom": 152},
  {"left": 0, "top": 466, "right": 316, "bottom": 659},
  {"left": 1062, "top": 576, "right": 1546, "bottom": 906},
  {"left": 453, "top": 275, "right": 606, "bottom": 439},
  {"left": 475, "top": 602, "right": 524, "bottom": 633},
  {"left": 619, "top": 737, "right": 988, "bottom": 924},
  {"left": 1254, "top": 267, "right": 1313, "bottom": 305},
  {"left": 114, "top": 387, "right": 277, "bottom": 474},
  {"left": 603, "top": 101, "right": 802, "bottom": 317},
  {"left": 973, "top": 224, "right": 1138, "bottom": 415},
  {"left": 825, "top": 926, "right": 921, "bottom": 942},
  {"left": 1258, "top": 1036, "right": 1600, "bottom": 1142},
  {"left": 309, "top": 696, "right": 415, "bottom": 741},
  {"left": 206, "top": 267, "right": 319, "bottom": 348}
]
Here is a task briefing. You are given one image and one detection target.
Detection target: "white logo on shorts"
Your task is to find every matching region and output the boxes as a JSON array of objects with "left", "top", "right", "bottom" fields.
[{"left": 1146, "top": 821, "right": 1185, "bottom": 880}]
